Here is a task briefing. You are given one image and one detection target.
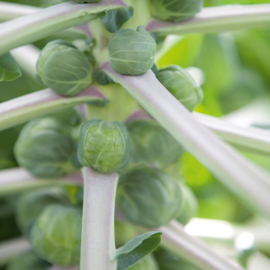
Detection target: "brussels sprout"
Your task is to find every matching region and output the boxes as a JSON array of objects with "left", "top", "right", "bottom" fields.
[
  {"left": 77, "top": 120, "right": 131, "bottom": 173},
  {"left": 6, "top": 251, "right": 50, "bottom": 270},
  {"left": 176, "top": 186, "right": 198, "bottom": 225},
  {"left": 156, "top": 65, "right": 204, "bottom": 111},
  {"left": 151, "top": 0, "right": 204, "bottom": 22},
  {"left": 37, "top": 39, "right": 92, "bottom": 96},
  {"left": 117, "top": 167, "right": 184, "bottom": 227},
  {"left": 126, "top": 119, "right": 183, "bottom": 166},
  {"left": 16, "top": 187, "right": 70, "bottom": 235},
  {"left": 108, "top": 26, "right": 156, "bottom": 75},
  {"left": 14, "top": 117, "right": 77, "bottom": 178},
  {"left": 30, "top": 204, "right": 82, "bottom": 266},
  {"left": 129, "top": 255, "right": 159, "bottom": 270}
]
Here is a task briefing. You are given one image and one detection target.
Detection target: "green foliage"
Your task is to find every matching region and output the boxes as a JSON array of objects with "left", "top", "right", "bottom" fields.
[
  {"left": 78, "top": 120, "right": 131, "bottom": 173},
  {"left": 117, "top": 167, "right": 184, "bottom": 227},
  {"left": 176, "top": 186, "right": 198, "bottom": 225},
  {"left": 14, "top": 117, "right": 77, "bottom": 178},
  {"left": 126, "top": 119, "right": 183, "bottom": 166},
  {"left": 30, "top": 204, "right": 82, "bottom": 266},
  {"left": 115, "top": 231, "right": 162, "bottom": 270},
  {"left": 93, "top": 68, "right": 115, "bottom": 85},
  {"left": 129, "top": 255, "right": 159, "bottom": 270},
  {"left": 108, "top": 26, "right": 156, "bottom": 75},
  {"left": 0, "top": 52, "right": 21, "bottom": 82},
  {"left": 16, "top": 187, "right": 71, "bottom": 235},
  {"left": 37, "top": 39, "right": 92, "bottom": 96},
  {"left": 102, "top": 7, "right": 134, "bottom": 33},
  {"left": 75, "top": 0, "right": 102, "bottom": 3},
  {"left": 150, "top": 0, "right": 204, "bottom": 22},
  {"left": 6, "top": 251, "right": 50, "bottom": 270},
  {"left": 156, "top": 65, "right": 204, "bottom": 111}
]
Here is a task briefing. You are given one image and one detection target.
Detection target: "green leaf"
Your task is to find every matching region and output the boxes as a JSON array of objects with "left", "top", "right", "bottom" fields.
[
  {"left": 0, "top": 53, "right": 22, "bottom": 82},
  {"left": 115, "top": 231, "right": 162, "bottom": 270}
]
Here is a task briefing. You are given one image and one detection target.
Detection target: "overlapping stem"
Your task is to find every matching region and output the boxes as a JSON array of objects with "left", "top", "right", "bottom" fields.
[
  {"left": 102, "top": 62, "right": 270, "bottom": 220},
  {"left": 146, "top": 4, "right": 270, "bottom": 35},
  {"left": 81, "top": 167, "right": 118, "bottom": 270}
]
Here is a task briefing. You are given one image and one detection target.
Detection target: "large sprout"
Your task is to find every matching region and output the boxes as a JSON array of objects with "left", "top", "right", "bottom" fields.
[
  {"left": 150, "top": 0, "right": 204, "bottom": 22},
  {"left": 14, "top": 117, "right": 77, "bottom": 178},
  {"left": 117, "top": 167, "right": 184, "bottom": 227},
  {"left": 156, "top": 65, "right": 204, "bottom": 111},
  {"left": 108, "top": 26, "right": 156, "bottom": 76},
  {"left": 126, "top": 119, "right": 183, "bottom": 166},
  {"left": 30, "top": 204, "right": 82, "bottom": 266},
  {"left": 37, "top": 39, "right": 92, "bottom": 96},
  {"left": 77, "top": 119, "right": 131, "bottom": 173}
]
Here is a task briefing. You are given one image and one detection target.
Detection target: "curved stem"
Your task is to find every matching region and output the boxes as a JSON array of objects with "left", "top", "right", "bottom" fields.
[
  {"left": 0, "top": 86, "right": 107, "bottom": 131},
  {"left": 102, "top": 62, "right": 270, "bottom": 221},
  {"left": 146, "top": 4, "right": 270, "bottom": 35},
  {"left": 0, "top": 0, "right": 127, "bottom": 55},
  {"left": 81, "top": 167, "right": 118, "bottom": 270}
]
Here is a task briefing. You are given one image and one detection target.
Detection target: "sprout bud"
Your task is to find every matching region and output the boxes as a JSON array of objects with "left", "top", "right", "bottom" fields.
[
  {"left": 151, "top": 0, "right": 204, "bottom": 22},
  {"left": 14, "top": 117, "right": 77, "bottom": 178},
  {"left": 108, "top": 26, "right": 156, "bottom": 75},
  {"left": 117, "top": 167, "right": 184, "bottom": 227},
  {"left": 156, "top": 65, "right": 204, "bottom": 111},
  {"left": 126, "top": 119, "right": 183, "bottom": 166},
  {"left": 30, "top": 204, "right": 82, "bottom": 266},
  {"left": 78, "top": 120, "right": 131, "bottom": 173},
  {"left": 37, "top": 39, "right": 92, "bottom": 96}
]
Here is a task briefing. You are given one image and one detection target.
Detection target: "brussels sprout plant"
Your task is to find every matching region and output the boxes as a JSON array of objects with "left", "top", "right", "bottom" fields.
[{"left": 1, "top": 1, "right": 270, "bottom": 270}]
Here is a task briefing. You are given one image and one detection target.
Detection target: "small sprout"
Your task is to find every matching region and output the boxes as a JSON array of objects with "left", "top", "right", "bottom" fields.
[
  {"left": 126, "top": 119, "right": 183, "bottom": 166},
  {"left": 117, "top": 167, "right": 184, "bottom": 227},
  {"left": 108, "top": 26, "right": 156, "bottom": 76},
  {"left": 14, "top": 117, "right": 77, "bottom": 178},
  {"left": 156, "top": 65, "right": 204, "bottom": 111},
  {"left": 78, "top": 120, "right": 131, "bottom": 173},
  {"left": 37, "top": 39, "right": 92, "bottom": 96},
  {"left": 6, "top": 251, "right": 50, "bottom": 270},
  {"left": 151, "top": 0, "right": 204, "bottom": 22},
  {"left": 129, "top": 255, "right": 159, "bottom": 270},
  {"left": 16, "top": 187, "right": 70, "bottom": 235},
  {"left": 176, "top": 186, "right": 198, "bottom": 225},
  {"left": 30, "top": 204, "right": 82, "bottom": 266}
]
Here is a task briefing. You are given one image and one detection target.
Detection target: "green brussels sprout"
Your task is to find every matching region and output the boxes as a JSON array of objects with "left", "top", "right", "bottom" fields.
[
  {"left": 126, "top": 119, "right": 183, "bottom": 166},
  {"left": 77, "top": 120, "right": 131, "bottom": 173},
  {"left": 6, "top": 251, "right": 50, "bottom": 270},
  {"left": 176, "top": 186, "right": 198, "bottom": 225},
  {"left": 14, "top": 117, "right": 77, "bottom": 178},
  {"left": 16, "top": 187, "right": 70, "bottom": 235},
  {"left": 117, "top": 167, "right": 184, "bottom": 227},
  {"left": 30, "top": 204, "right": 82, "bottom": 266},
  {"left": 151, "top": 0, "right": 204, "bottom": 22},
  {"left": 156, "top": 65, "right": 204, "bottom": 111},
  {"left": 129, "top": 255, "right": 159, "bottom": 270},
  {"left": 108, "top": 26, "right": 156, "bottom": 75},
  {"left": 37, "top": 39, "right": 92, "bottom": 96}
]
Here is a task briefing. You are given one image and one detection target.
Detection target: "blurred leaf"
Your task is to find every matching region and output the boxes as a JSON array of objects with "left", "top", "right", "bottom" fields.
[
  {"left": 0, "top": 53, "right": 21, "bottom": 82},
  {"left": 115, "top": 231, "right": 162, "bottom": 270}
]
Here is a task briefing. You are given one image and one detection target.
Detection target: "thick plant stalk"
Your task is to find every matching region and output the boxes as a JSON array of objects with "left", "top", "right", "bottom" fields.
[
  {"left": 146, "top": 4, "right": 270, "bottom": 35},
  {"left": 81, "top": 167, "right": 118, "bottom": 270},
  {"left": 0, "top": 86, "right": 107, "bottom": 131},
  {"left": 0, "top": 2, "right": 40, "bottom": 21},
  {"left": 103, "top": 63, "right": 270, "bottom": 220},
  {"left": 0, "top": 238, "right": 31, "bottom": 267},
  {"left": 0, "top": 0, "right": 127, "bottom": 55},
  {"left": 160, "top": 221, "right": 244, "bottom": 270}
]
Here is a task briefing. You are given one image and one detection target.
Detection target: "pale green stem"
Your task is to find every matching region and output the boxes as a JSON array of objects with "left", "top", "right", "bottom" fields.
[
  {"left": 0, "top": 0, "right": 127, "bottom": 55},
  {"left": 0, "top": 238, "right": 31, "bottom": 267},
  {"left": 146, "top": 4, "right": 270, "bottom": 35},
  {"left": 103, "top": 63, "right": 270, "bottom": 221},
  {"left": 0, "top": 2, "right": 40, "bottom": 21},
  {"left": 0, "top": 86, "right": 107, "bottom": 132},
  {"left": 81, "top": 167, "right": 118, "bottom": 270}
]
